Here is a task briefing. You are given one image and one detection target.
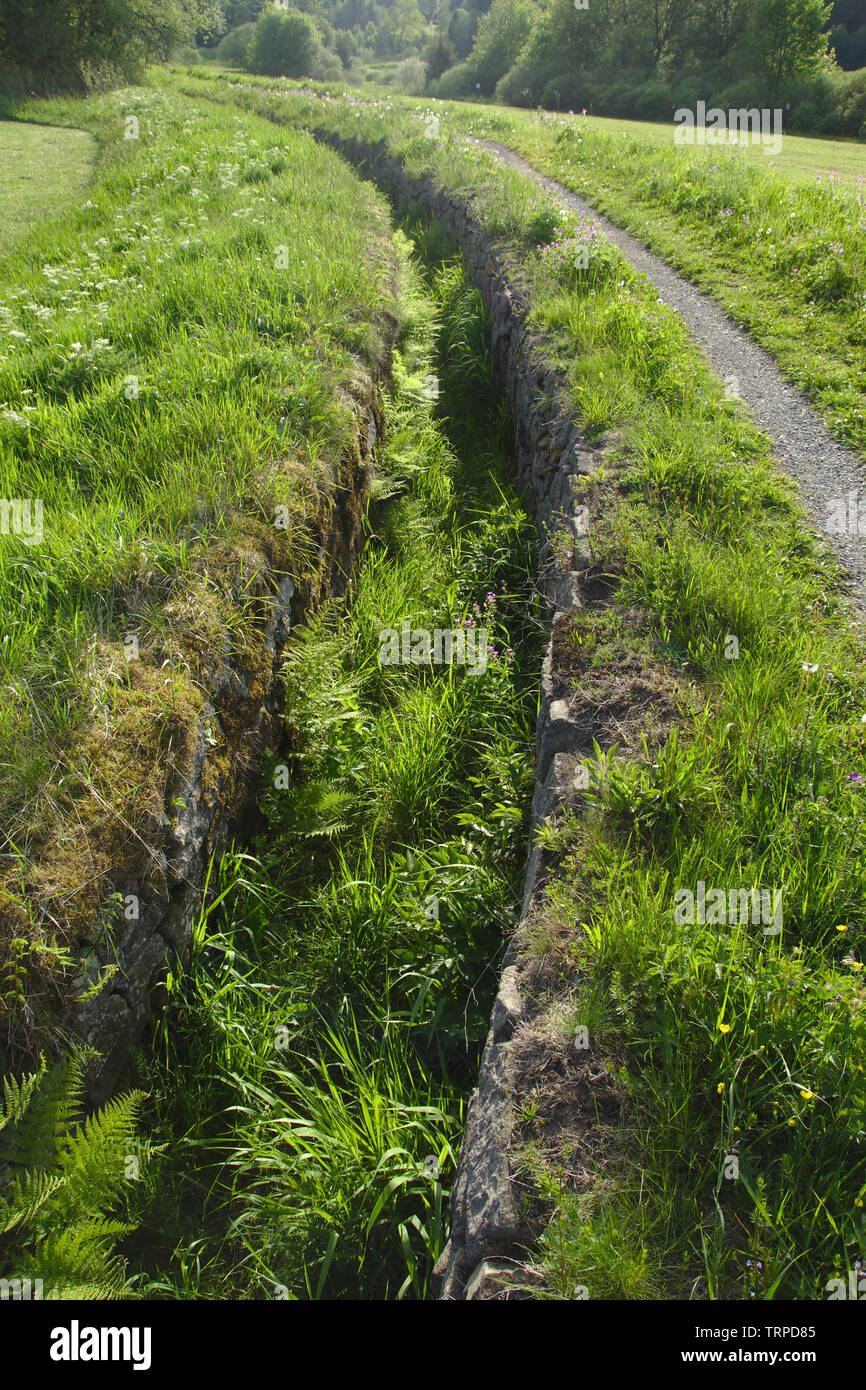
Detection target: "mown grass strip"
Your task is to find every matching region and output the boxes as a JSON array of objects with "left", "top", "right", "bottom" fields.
[{"left": 0, "top": 120, "right": 97, "bottom": 251}]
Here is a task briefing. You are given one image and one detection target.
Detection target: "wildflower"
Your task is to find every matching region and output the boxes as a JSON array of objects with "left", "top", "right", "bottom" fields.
[
  {"left": 802, "top": 662, "right": 819, "bottom": 674},
  {"left": 800, "top": 1089, "right": 815, "bottom": 1100},
  {"left": 836, "top": 924, "right": 850, "bottom": 932},
  {"left": 718, "top": 1022, "right": 731, "bottom": 1034},
  {"left": 717, "top": 1082, "right": 724, "bottom": 1094}
]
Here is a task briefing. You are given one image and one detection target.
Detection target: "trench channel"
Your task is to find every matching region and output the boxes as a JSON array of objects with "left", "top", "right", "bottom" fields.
[{"left": 121, "top": 214, "right": 545, "bottom": 1300}]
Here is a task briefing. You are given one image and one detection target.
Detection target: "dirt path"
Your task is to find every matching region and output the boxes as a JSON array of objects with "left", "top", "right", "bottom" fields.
[{"left": 475, "top": 139, "right": 866, "bottom": 610}]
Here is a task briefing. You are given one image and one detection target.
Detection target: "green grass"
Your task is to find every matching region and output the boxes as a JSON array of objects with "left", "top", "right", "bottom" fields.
[
  {"left": 177, "top": 68, "right": 866, "bottom": 1299},
  {"left": 0, "top": 83, "right": 396, "bottom": 1052},
  {"left": 190, "top": 70, "right": 866, "bottom": 455},
  {"left": 4, "top": 63, "right": 866, "bottom": 1301},
  {"left": 503, "top": 108, "right": 866, "bottom": 188},
  {"left": 121, "top": 236, "right": 542, "bottom": 1301},
  {"left": 471, "top": 108, "right": 866, "bottom": 456},
  {"left": 0, "top": 120, "right": 97, "bottom": 251}
]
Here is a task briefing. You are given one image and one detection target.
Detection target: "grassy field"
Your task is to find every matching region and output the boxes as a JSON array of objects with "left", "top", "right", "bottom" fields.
[
  {"left": 505, "top": 107, "right": 866, "bottom": 187},
  {"left": 485, "top": 109, "right": 866, "bottom": 456},
  {"left": 0, "top": 85, "right": 394, "bottom": 1062},
  {"left": 173, "top": 69, "right": 866, "bottom": 1298},
  {"left": 0, "top": 120, "right": 97, "bottom": 251},
  {"left": 2, "top": 65, "right": 866, "bottom": 1302}
]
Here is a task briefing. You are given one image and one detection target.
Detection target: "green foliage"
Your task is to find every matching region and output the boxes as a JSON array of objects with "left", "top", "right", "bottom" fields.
[
  {"left": 0, "top": 0, "right": 190, "bottom": 87},
  {"left": 434, "top": 0, "right": 846, "bottom": 130},
  {"left": 0, "top": 1052, "right": 147, "bottom": 1298},
  {"left": 468, "top": 0, "right": 534, "bottom": 96},
  {"left": 246, "top": 6, "right": 323, "bottom": 77},
  {"left": 124, "top": 233, "right": 540, "bottom": 1300},
  {"left": 0, "top": 85, "right": 394, "bottom": 1020},
  {"left": 214, "top": 20, "right": 256, "bottom": 65}
]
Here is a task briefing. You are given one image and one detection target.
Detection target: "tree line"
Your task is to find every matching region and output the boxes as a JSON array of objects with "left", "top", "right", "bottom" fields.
[
  {"left": 1, "top": 0, "right": 864, "bottom": 137},
  {"left": 427, "top": 0, "right": 866, "bottom": 137}
]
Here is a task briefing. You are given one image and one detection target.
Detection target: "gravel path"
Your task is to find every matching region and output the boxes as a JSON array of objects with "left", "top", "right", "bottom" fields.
[{"left": 475, "top": 138, "right": 866, "bottom": 609}]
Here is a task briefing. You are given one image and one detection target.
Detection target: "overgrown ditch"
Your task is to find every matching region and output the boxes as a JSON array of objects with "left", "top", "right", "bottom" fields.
[{"left": 120, "top": 221, "right": 545, "bottom": 1300}]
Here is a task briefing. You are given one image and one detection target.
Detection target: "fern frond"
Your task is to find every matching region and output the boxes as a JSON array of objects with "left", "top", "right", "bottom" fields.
[
  {"left": 0, "top": 1060, "right": 47, "bottom": 1135},
  {"left": 0, "top": 1167, "right": 65, "bottom": 1234},
  {"left": 0, "top": 1050, "right": 146, "bottom": 1301},
  {"left": 48, "top": 1091, "right": 144, "bottom": 1226},
  {"left": 2, "top": 1051, "right": 86, "bottom": 1170}
]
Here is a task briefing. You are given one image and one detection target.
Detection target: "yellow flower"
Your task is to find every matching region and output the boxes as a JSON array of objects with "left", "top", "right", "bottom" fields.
[
  {"left": 836, "top": 924, "right": 850, "bottom": 932},
  {"left": 856, "top": 1198, "right": 864, "bottom": 1209},
  {"left": 800, "top": 1089, "right": 815, "bottom": 1100},
  {"left": 718, "top": 1023, "right": 731, "bottom": 1034},
  {"left": 788, "top": 1118, "right": 796, "bottom": 1126},
  {"left": 717, "top": 1083, "right": 724, "bottom": 1094}
]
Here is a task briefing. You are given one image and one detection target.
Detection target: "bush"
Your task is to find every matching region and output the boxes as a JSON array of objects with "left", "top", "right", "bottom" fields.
[
  {"left": 495, "top": 57, "right": 558, "bottom": 107},
  {"left": 632, "top": 78, "right": 677, "bottom": 121},
  {"left": 0, "top": 0, "right": 188, "bottom": 87},
  {"left": 215, "top": 21, "right": 255, "bottom": 67},
  {"left": 428, "top": 60, "right": 476, "bottom": 100},
  {"left": 393, "top": 56, "right": 426, "bottom": 93},
  {"left": 170, "top": 44, "right": 202, "bottom": 65},
  {"left": 314, "top": 54, "right": 344, "bottom": 82},
  {"left": 246, "top": 6, "right": 322, "bottom": 79}
]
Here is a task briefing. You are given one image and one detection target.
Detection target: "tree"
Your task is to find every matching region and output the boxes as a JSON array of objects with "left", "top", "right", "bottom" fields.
[
  {"left": 223, "top": 0, "right": 267, "bottom": 24},
  {"left": 469, "top": 0, "right": 533, "bottom": 94},
  {"left": 425, "top": 33, "right": 455, "bottom": 80},
  {"left": 745, "top": 0, "right": 834, "bottom": 83},
  {"left": 246, "top": 4, "right": 323, "bottom": 75},
  {"left": 0, "top": 0, "right": 190, "bottom": 80},
  {"left": 448, "top": 6, "right": 477, "bottom": 59},
  {"left": 377, "top": 0, "right": 425, "bottom": 56},
  {"left": 184, "top": 0, "right": 227, "bottom": 45}
]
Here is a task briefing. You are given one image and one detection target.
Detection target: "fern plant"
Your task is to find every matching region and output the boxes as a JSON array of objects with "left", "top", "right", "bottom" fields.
[{"left": 0, "top": 1050, "right": 147, "bottom": 1298}]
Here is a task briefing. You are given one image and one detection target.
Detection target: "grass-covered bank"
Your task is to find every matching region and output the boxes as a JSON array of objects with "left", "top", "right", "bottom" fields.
[
  {"left": 179, "top": 71, "right": 866, "bottom": 1300},
  {"left": 0, "top": 85, "right": 394, "bottom": 1065},
  {"left": 116, "top": 230, "right": 542, "bottom": 1300},
  {"left": 180, "top": 70, "right": 866, "bottom": 459}
]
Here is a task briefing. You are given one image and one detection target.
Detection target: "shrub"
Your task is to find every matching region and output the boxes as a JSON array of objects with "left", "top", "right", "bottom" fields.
[
  {"left": 632, "top": 78, "right": 677, "bottom": 121},
  {"left": 0, "top": 0, "right": 188, "bottom": 86},
  {"left": 428, "top": 60, "right": 476, "bottom": 100},
  {"left": 170, "top": 44, "right": 202, "bottom": 65},
  {"left": 393, "top": 55, "right": 426, "bottom": 93},
  {"left": 215, "top": 21, "right": 255, "bottom": 67}
]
